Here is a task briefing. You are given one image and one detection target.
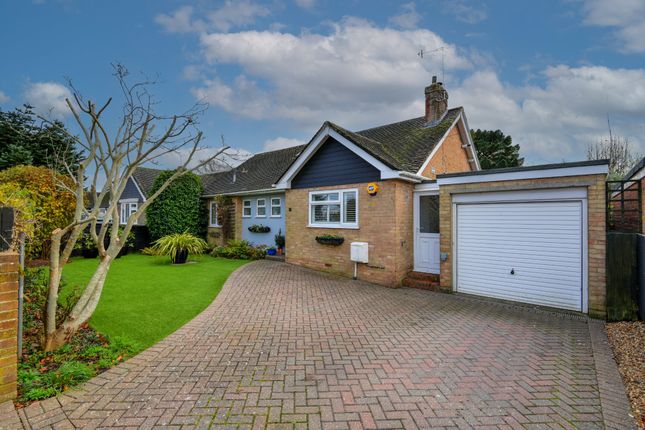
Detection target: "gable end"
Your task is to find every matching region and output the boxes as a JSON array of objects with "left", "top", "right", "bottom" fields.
[{"left": 291, "top": 137, "right": 380, "bottom": 189}]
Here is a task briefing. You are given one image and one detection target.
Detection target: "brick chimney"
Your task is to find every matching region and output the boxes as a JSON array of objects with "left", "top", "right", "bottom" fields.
[{"left": 424, "top": 76, "right": 448, "bottom": 125}]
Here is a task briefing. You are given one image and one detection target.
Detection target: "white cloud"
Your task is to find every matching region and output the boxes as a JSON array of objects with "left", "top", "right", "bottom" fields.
[
  {"left": 23, "top": 82, "right": 72, "bottom": 119},
  {"left": 389, "top": 3, "right": 421, "bottom": 30},
  {"left": 442, "top": 0, "right": 487, "bottom": 24},
  {"left": 195, "top": 18, "right": 470, "bottom": 129},
  {"left": 0, "top": 90, "right": 9, "bottom": 104},
  {"left": 152, "top": 145, "right": 252, "bottom": 171},
  {"left": 155, "top": 6, "right": 197, "bottom": 33},
  {"left": 582, "top": 0, "right": 645, "bottom": 53},
  {"left": 183, "top": 16, "right": 645, "bottom": 164},
  {"left": 263, "top": 137, "right": 306, "bottom": 152},
  {"left": 155, "top": 1, "right": 269, "bottom": 34},
  {"left": 294, "top": 0, "right": 315, "bottom": 10},
  {"left": 451, "top": 66, "right": 645, "bottom": 162}
]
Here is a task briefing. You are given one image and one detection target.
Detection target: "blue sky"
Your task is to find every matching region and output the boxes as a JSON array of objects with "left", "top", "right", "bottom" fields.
[{"left": 1, "top": 0, "right": 644, "bottom": 167}]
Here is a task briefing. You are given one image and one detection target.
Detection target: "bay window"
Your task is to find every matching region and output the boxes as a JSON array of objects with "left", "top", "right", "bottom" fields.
[{"left": 309, "top": 189, "right": 358, "bottom": 228}]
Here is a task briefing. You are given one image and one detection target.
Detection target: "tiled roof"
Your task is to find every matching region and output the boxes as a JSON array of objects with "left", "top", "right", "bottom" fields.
[
  {"left": 352, "top": 107, "right": 463, "bottom": 173},
  {"left": 202, "top": 145, "right": 306, "bottom": 195},
  {"left": 132, "top": 167, "right": 164, "bottom": 197},
  {"left": 130, "top": 108, "right": 462, "bottom": 197}
]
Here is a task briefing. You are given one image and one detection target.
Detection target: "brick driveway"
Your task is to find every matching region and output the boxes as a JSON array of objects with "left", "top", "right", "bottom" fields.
[{"left": 12, "top": 261, "right": 633, "bottom": 429}]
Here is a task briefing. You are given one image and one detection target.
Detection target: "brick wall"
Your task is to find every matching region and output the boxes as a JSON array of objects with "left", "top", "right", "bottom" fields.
[
  {"left": 420, "top": 126, "right": 472, "bottom": 179},
  {"left": 285, "top": 180, "right": 414, "bottom": 287},
  {"left": 205, "top": 197, "right": 242, "bottom": 247},
  {"left": 0, "top": 252, "right": 18, "bottom": 402},
  {"left": 438, "top": 174, "right": 607, "bottom": 318}
]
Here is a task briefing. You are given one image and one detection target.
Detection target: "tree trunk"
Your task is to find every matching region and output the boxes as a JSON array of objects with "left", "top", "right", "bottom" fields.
[
  {"left": 44, "top": 231, "right": 63, "bottom": 349},
  {"left": 43, "top": 254, "right": 113, "bottom": 351}
]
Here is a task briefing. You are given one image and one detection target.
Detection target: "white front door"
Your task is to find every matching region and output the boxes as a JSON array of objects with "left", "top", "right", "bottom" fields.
[{"left": 414, "top": 193, "right": 440, "bottom": 274}]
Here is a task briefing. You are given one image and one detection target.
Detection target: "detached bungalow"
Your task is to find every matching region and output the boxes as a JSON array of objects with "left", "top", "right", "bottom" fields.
[{"left": 120, "top": 79, "right": 609, "bottom": 317}]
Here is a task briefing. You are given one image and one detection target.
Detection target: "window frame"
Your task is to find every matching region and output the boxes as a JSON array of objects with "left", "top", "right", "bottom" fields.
[
  {"left": 209, "top": 201, "right": 220, "bottom": 227},
  {"left": 242, "top": 199, "right": 252, "bottom": 218},
  {"left": 308, "top": 188, "right": 359, "bottom": 229},
  {"left": 256, "top": 198, "right": 267, "bottom": 218},
  {"left": 270, "top": 197, "right": 282, "bottom": 218},
  {"left": 119, "top": 200, "right": 138, "bottom": 225}
]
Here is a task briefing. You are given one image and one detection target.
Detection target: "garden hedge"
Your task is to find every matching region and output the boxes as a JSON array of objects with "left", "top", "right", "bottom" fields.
[{"left": 146, "top": 170, "right": 203, "bottom": 240}]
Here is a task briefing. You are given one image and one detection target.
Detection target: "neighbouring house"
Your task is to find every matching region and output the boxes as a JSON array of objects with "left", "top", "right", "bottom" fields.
[{"left": 114, "top": 78, "right": 610, "bottom": 317}]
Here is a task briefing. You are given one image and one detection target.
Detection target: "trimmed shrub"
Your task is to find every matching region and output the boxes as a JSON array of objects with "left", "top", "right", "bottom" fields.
[
  {"left": 212, "top": 240, "right": 266, "bottom": 260},
  {"left": 0, "top": 165, "right": 76, "bottom": 259},
  {"left": 146, "top": 170, "right": 203, "bottom": 240}
]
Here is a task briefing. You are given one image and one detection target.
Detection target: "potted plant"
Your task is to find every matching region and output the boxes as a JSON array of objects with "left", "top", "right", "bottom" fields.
[
  {"left": 315, "top": 234, "right": 344, "bottom": 246},
  {"left": 267, "top": 247, "right": 277, "bottom": 256},
  {"left": 248, "top": 224, "right": 271, "bottom": 233},
  {"left": 150, "top": 232, "right": 208, "bottom": 264},
  {"left": 274, "top": 229, "right": 285, "bottom": 255}
]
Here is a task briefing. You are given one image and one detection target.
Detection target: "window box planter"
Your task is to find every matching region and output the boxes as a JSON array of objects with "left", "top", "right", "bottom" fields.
[
  {"left": 315, "top": 235, "right": 344, "bottom": 246},
  {"left": 248, "top": 224, "right": 271, "bottom": 233}
]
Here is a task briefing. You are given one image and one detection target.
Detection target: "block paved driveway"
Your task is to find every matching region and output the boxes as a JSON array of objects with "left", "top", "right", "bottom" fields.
[{"left": 16, "top": 261, "right": 633, "bottom": 429}]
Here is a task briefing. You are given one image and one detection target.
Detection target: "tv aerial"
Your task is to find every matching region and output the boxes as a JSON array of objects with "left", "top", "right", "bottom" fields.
[{"left": 417, "top": 46, "right": 445, "bottom": 83}]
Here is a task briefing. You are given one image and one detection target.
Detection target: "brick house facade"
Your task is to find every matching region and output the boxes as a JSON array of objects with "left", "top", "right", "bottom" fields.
[
  {"left": 129, "top": 78, "right": 611, "bottom": 316},
  {"left": 286, "top": 180, "right": 415, "bottom": 286}
]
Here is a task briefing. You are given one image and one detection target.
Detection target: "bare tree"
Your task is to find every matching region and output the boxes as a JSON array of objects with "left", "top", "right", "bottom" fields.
[
  {"left": 43, "top": 65, "right": 228, "bottom": 351},
  {"left": 587, "top": 134, "right": 639, "bottom": 180}
]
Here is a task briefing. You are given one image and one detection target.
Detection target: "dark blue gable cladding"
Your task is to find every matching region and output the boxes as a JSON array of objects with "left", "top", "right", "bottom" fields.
[
  {"left": 121, "top": 177, "right": 144, "bottom": 201},
  {"left": 291, "top": 137, "right": 381, "bottom": 189}
]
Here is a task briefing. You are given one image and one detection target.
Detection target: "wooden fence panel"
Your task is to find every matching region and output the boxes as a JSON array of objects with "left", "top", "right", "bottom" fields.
[{"left": 606, "top": 232, "right": 640, "bottom": 320}]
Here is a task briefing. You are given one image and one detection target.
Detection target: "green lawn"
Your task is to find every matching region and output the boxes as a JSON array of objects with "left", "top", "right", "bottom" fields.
[{"left": 61, "top": 254, "right": 247, "bottom": 351}]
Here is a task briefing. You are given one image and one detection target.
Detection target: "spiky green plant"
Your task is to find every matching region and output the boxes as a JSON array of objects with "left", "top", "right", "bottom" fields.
[{"left": 151, "top": 232, "right": 208, "bottom": 263}]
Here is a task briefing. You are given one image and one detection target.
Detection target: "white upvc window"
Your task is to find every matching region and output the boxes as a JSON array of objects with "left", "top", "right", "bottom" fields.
[
  {"left": 270, "top": 197, "right": 282, "bottom": 217},
  {"left": 308, "top": 189, "right": 358, "bottom": 229},
  {"left": 119, "top": 201, "right": 138, "bottom": 225},
  {"left": 256, "top": 198, "right": 266, "bottom": 217},
  {"left": 242, "top": 199, "right": 252, "bottom": 217},
  {"left": 209, "top": 201, "right": 220, "bottom": 227}
]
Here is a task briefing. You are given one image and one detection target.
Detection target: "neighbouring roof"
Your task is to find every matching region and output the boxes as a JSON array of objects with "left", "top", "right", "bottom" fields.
[
  {"left": 331, "top": 107, "right": 463, "bottom": 173},
  {"left": 132, "top": 167, "right": 164, "bottom": 197},
  {"left": 202, "top": 145, "right": 306, "bottom": 195},
  {"left": 623, "top": 157, "right": 645, "bottom": 180},
  {"left": 437, "top": 159, "right": 609, "bottom": 179}
]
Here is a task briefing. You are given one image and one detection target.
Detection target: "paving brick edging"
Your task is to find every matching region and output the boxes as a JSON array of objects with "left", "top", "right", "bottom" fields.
[{"left": 588, "top": 320, "right": 637, "bottom": 429}]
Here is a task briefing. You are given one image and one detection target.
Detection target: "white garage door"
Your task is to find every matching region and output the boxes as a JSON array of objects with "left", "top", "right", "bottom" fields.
[{"left": 456, "top": 199, "right": 583, "bottom": 311}]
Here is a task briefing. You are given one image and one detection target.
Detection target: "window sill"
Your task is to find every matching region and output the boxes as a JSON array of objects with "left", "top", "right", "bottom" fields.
[
  {"left": 209, "top": 224, "right": 222, "bottom": 228},
  {"left": 270, "top": 215, "right": 282, "bottom": 218},
  {"left": 307, "top": 224, "right": 359, "bottom": 230}
]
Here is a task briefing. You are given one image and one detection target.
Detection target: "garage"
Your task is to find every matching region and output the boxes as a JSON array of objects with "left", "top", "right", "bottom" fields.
[
  {"left": 436, "top": 161, "right": 609, "bottom": 316},
  {"left": 454, "top": 189, "right": 585, "bottom": 311}
]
